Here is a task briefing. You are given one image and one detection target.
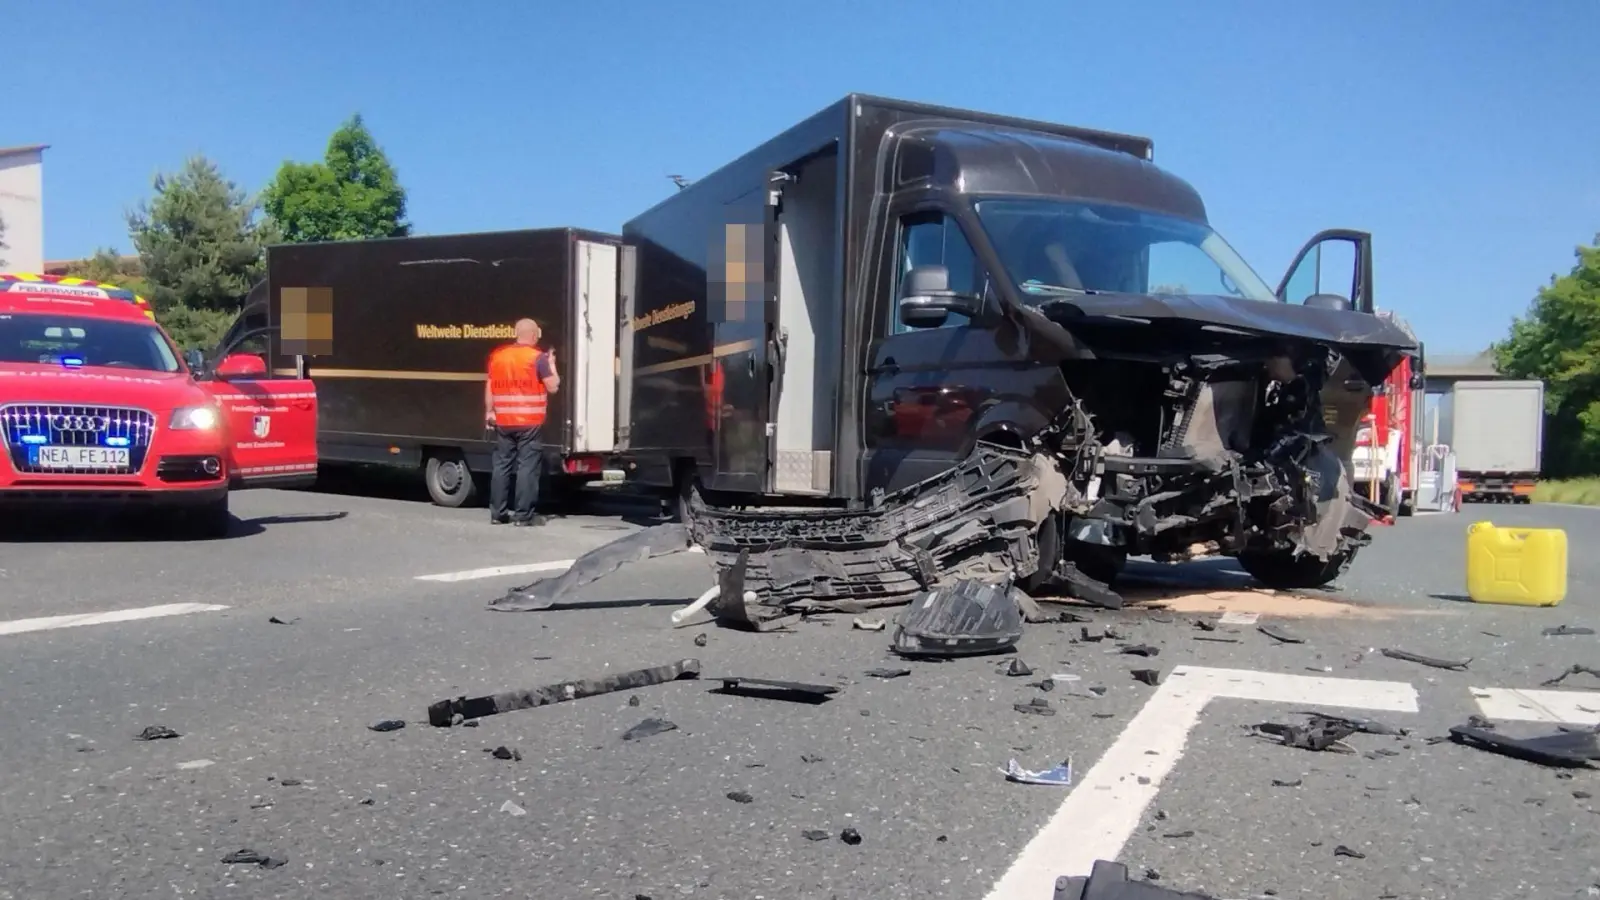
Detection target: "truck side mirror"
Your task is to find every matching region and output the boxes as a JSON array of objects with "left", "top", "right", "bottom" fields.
[
  {"left": 215, "top": 353, "right": 268, "bottom": 379},
  {"left": 898, "top": 265, "right": 979, "bottom": 328},
  {"left": 1302, "top": 292, "right": 1353, "bottom": 311}
]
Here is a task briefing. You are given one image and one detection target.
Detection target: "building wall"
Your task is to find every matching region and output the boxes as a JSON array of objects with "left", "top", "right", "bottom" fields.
[{"left": 0, "top": 150, "right": 45, "bottom": 273}]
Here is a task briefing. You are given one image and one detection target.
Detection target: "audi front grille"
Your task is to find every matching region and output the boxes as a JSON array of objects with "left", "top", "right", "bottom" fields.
[{"left": 1, "top": 404, "right": 156, "bottom": 475}]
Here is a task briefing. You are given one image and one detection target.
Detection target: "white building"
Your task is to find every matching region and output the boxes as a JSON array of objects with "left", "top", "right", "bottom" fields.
[{"left": 0, "top": 144, "right": 47, "bottom": 273}]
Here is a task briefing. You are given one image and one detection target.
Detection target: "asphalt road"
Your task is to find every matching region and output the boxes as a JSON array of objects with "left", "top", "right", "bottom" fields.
[{"left": 1, "top": 484, "right": 1597, "bottom": 900}]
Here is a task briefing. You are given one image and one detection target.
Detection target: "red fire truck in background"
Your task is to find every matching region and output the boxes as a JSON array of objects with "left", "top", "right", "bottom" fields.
[{"left": 1351, "top": 310, "right": 1425, "bottom": 518}]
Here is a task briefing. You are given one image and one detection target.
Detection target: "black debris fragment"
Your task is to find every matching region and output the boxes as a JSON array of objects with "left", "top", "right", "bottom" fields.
[
  {"left": 1016, "top": 698, "right": 1056, "bottom": 717},
  {"left": 1007, "top": 658, "right": 1034, "bottom": 677},
  {"left": 840, "top": 828, "right": 862, "bottom": 845},
  {"left": 1254, "top": 716, "right": 1359, "bottom": 753},
  {"left": 693, "top": 633, "right": 708, "bottom": 647},
  {"left": 1163, "top": 830, "right": 1195, "bottom": 839},
  {"left": 1542, "top": 664, "right": 1600, "bottom": 687},
  {"left": 1257, "top": 623, "right": 1305, "bottom": 645},
  {"left": 865, "top": 668, "right": 911, "bottom": 679},
  {"left": 1030, "top": 679, "right": 1056, "bottom": 692},
  {"left": 890, "top": 578, "right": 1025, "bottom": 658},
  {"left": 279, "top": 778, "right": 303, "bottom": 787},
  {"left": 1053, "top": 859, "right": 1219, "bottom": 900},
  {"left": 1145, "top": 868, "right": 1161, "bottom": 880},
  {"left": 1271, "top": 778, "right": 1303, "bottom": 787},
  {"left": 1448, "top": 724, "right": 1599, "bottom": 768},
  {"left": 628, "top": 695, "right": 641, "bottom": 707},
  {"left": 1193, "top": 618, "right": 1217, "bottom": 632},
  {"left": 1104, "top": 626, "right": 1128, "bottom": 642},
  {"left": 800, "top": 753, "right": 824, "bottom": 763},
  {"left": 1131, "top": 668, "right": 1163, "bottom": 686},
  {"left": 1081, "top": 627, "right": 1106, "bottom": 643},
  {"left": 1294, "top": 712, "right": 1409, "bottom": 737},
  {"left": 267, "top": 616, "right": 296, "bottom": 625},
  {"left": 1468, "top": 714, "right": 1495, "bottom": 729},
  {"left": 368, "top": 719, "right": 405, "bottom": 733},
  {"left": 726, "top": 791, "right": 753, "bottom": 804},
  {"left": 486, "top": 746, "right": 521, "bottom": 761},
  {"left": 1119, "top": 644, "right": 1160, "bottom": 658},
  {"left": 622, "top": 718, "right": 679, "bottom": 742},
  {"left": 712, "top": 676, "right": 839, "bottom": 704},
  {"left": 427, "top": 658, "right": 702, "bottom": 726},
  {"left": 1193, "top": 636, "right": 1240, "bottom": 643},
  {"left": 1333, "top": 845, "right": 1366, "bottom": 859},
  {"left": 1575, "top": 790, "right": 1593, "bottom": 799},
  {"left": 1381, "top": 648, "right": 1471, "bottom": 671},
  {"left": 1542, "top": 625, "right": 1595, "bottom": 637},
  {"left": 222, "top": 849, "right": 287, "bottom": 868},
  {"left": 134, "top": 725, "right": 181, "bottom": 741},
  {"left": 1058, "top": 611, "right": 1095, "bottom": 624},
  {"left": 802, "top": 829, "right": 830, "bottom": 841}
]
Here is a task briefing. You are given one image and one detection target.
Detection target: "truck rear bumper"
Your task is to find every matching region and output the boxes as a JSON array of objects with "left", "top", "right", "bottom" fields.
[{"left": 1458, "top": 474, "right": 1537, "bottom": 503}]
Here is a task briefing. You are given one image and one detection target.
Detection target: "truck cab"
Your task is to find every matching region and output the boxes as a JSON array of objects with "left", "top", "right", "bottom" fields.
[
  {"left": 0, "top": 274, "right": 319, "bottom": 537},
  {"left": 621, "top": 95, "right": 1418, "bottom": 596}
]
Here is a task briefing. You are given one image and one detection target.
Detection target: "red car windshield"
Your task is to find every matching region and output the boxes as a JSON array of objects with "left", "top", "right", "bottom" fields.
[{"left": 0, "top": 312, "right": 180, "bottom": 373}]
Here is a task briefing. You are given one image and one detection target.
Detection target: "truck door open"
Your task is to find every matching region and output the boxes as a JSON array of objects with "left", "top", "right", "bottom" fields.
[
  {"left": 706, "top": 192, "right": 782, "bottom": 494},
  {"left": 197, "top": 326, "right": 319, "bottom": 488},
  {"left": 1276, "top": 229, "right": 1377, "bottom": 468}
]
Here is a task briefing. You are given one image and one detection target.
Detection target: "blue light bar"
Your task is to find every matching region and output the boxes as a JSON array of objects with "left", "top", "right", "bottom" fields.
[
  {"left": 60, "top": 355, "right": 84, "bottom": 368},
  {"left": 20, "top": 434, "right": 46, "bottom": 445},
  {"left": 106, "top": 436, "right": 131, "bottom": 447}
]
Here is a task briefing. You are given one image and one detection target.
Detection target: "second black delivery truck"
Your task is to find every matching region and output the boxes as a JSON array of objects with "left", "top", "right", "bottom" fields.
[{"left": 214, "top": 228, "right": 625, "bottom": 507}]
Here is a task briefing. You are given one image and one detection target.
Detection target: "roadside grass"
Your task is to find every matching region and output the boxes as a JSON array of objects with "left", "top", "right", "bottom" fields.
[{"left": 1533, "top": 477, "right": 1600, "bottom": 506}]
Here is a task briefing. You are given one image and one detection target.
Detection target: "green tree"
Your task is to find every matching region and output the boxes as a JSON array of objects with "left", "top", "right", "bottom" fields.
[
  {"left": 62, "top": 248, "right": 150, "bottom": 298},
  {"left": 1493, "top": 235, "right": 1600, "bottom": 476},
  {"left": 263, "top": 114, "right": 410, "bottom": 243},
  {"left": 127, "top": 155, "right": 270, "bottom": 348}
]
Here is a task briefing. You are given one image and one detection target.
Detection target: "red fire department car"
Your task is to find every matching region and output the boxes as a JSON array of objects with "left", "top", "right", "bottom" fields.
[{"left": 0, "top": 274, "right": 319, "bottom": 537}]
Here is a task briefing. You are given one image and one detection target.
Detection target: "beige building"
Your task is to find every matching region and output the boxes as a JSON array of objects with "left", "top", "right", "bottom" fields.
[{"left": 0, "top": 143, "right": 47, "bottom": 273}]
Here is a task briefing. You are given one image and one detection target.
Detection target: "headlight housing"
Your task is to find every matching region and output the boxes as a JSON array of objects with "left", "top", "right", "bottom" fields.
[{"left": 170, "top": 406, "right": 219, "bottom": 430}]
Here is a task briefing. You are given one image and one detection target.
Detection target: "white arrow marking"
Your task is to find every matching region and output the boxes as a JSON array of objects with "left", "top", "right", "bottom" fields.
[
  {"left": 982, "top": 665, "right": 1419, "bottom": 900},
  {"left": 1470, "top": 687, "right": 1600, "bottom": 725}
]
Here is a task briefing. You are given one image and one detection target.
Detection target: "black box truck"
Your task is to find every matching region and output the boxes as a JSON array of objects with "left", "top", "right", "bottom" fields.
[
  {"left": 614, "top": 93, "right": 1420, "bottom": 600},
  {"left": 219, "top": 228, "right": 625, "bottom": 507}
]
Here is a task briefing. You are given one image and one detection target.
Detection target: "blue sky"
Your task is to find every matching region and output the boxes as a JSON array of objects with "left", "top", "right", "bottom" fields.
[{"left": 7, "top": 0, "right": 1596, "bottom": 354}]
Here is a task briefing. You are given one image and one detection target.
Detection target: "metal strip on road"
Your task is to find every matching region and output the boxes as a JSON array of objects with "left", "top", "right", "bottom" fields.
[
  {"left": 0, "top": 602, "right": 230, "bottom": 637},
  {"left": 982, "top": 665, "right": 1420, "bottom": 900},
  {"left": 413, "top": 546, "right": 705, "bottom": 582},
  {"left": 1471, "top": 687, "right": 1600, "bottom": 725}
]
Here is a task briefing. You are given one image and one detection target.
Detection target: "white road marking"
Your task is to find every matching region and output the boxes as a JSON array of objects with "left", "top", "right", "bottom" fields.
[
  {"left": 414, "top": 544, "right": 704, "bottom": 582},
  {"left": 983, "top": 666, "right": 1419, "bottom": 900},
  {"left": 415, "top": 560, "right": 574, "bottom": 582},
  {"left": 1471, "top": 687, "right": 1600, "bottom": 725},
  {"left": 0, "top": 602, "right": 229, "bottom": 637}
]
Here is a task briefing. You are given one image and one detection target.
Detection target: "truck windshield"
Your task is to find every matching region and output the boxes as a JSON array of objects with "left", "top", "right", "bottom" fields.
[
  {"left": 972, "top": 198, "right": 1278, "bottom": 303},
  {"left": 0, "top": 313, "right": 180, "bottom": 373}
]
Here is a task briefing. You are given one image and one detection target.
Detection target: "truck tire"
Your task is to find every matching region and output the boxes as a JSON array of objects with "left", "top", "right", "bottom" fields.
[
  {"left": 1237, "top": 547, "right": 1354, "bottom": 590},
  {"left": 425, "top": 453, "right": 479, "bottom": 508}
]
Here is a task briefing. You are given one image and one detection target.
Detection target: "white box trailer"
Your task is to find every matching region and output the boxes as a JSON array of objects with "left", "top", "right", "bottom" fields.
[{"left": 1441, "top": 379, "right": 1544, "bottom": 503}]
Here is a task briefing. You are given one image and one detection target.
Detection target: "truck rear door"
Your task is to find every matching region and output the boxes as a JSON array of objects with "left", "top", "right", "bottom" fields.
[{"left": 198, "top": 326, "right": 319, "bottom": 488}]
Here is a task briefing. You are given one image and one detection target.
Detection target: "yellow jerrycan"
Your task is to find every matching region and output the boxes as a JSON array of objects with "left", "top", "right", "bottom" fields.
[{"left": 1465, "top": 521, "right": 1568, "bottom": 607}]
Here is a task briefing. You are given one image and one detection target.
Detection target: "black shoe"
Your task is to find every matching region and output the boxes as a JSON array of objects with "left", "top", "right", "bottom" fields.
[
  {"left": 490, "top": 514, "right": 510, "bottom": 525},
  {"left": 512, "top": 515, "right": 550, "bottom": 527}
]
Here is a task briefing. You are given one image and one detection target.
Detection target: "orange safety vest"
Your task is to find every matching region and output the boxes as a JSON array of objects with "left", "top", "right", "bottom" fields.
[{"left": 487, "top": 343, "right": 548, "bottom": 428}]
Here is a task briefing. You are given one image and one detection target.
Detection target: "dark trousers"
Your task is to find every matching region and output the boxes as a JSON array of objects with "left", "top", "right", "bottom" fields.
[{"left": 489, "top": 425, "right": 544, "bottom": 522}]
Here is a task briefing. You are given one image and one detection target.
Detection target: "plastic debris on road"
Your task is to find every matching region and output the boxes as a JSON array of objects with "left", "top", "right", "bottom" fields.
[{"left": 1002, "top": 757, "right": 1073, "bottom": 786}]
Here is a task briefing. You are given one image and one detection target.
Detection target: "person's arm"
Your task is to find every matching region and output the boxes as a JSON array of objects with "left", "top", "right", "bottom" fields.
[
  {"left": 539, "top": 350, "right": 560, "bottom": 394},
  {"left": 483, "top": 378, "right": 495, "bottom": 424}
]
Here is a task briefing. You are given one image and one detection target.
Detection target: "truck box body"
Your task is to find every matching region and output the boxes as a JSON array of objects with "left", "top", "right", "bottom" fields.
[
  {"left": 1441, "top": 379, "right": 1543, "bottom": 501},
  {"left": 261, "top": 228, "right": 621, "bottom": 494},
  {"left": 619, "top": 94, "right": 1157, "bottom": 501}
]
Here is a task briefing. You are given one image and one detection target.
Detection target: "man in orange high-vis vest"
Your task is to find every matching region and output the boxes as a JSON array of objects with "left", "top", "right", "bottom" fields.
[{"left": 485, "top": 318, "right": 561, "bottom": 526}]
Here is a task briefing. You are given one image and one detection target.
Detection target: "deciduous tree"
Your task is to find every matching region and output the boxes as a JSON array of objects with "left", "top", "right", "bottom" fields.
[
  {"left": 1493, "top": 235, "right": 1600, "bottom": 476},
  {"left": 263, "top": 114, "right": 410, "bottom": 243}
]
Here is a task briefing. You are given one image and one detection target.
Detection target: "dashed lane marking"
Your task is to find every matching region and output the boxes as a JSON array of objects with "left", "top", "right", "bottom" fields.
[
  {"left": 414, "top": 545, "right": 704, "bottom": 582},
  {"left": 0, "top": 602, "right": 230, "bottom": 637},
  {"left": 983, "top": 665, "right": 1420, "bottom": 899},
  {"left": 1471, "top": 687, "right": 1600, "bottom": 725}
]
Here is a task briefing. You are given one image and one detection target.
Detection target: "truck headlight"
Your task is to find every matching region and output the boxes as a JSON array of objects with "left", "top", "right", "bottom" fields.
[{"left": 170, "top": 406, "right": 219, "bottom": 430}]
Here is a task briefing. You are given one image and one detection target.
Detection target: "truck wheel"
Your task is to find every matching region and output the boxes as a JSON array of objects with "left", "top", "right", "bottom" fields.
[
  {"left": 425, "top": 454, "right": 479, "bottom": 508},
  {"left": 1237, "top": 548, "right": 1354, "bottom": 590},
  {"left": 179, "top": 495, "right": 232, "bottom": 540}
]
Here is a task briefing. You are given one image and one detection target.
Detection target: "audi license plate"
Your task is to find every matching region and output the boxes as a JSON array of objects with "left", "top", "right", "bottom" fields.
[{"left": 30, "top": 445, "right": 130, "bottom": 469}]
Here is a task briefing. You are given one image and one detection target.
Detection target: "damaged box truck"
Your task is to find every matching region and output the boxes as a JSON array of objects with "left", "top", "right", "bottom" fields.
[{"left": 506, "top": 94, "right": 1419, "bottom": 623}]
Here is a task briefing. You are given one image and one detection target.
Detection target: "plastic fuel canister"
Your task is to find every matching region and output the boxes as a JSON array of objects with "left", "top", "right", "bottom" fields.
[{"left": 1465, "top": 521, "right": 1568, "bottom": 607}]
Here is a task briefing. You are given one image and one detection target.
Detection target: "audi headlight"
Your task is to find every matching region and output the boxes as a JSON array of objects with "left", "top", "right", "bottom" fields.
[{"left": 170, "top": 406, "right": 219, "bottom": 430}]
